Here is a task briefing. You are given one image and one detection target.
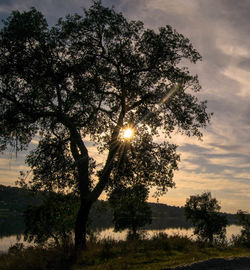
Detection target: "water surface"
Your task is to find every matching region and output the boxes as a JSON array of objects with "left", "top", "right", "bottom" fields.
[{"left": 0, "top": 225, "right": 241, "bottom": 253}]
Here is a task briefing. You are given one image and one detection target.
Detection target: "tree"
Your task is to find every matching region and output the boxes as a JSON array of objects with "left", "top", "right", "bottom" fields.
[
  {"left": 235, "top": 210, "right": 250, "bottom": 247},
  {"left": 108, "top": 184, "right": 152, "bottom": 239},
  {"left": 184, "top": 192, "right": 227, "bottom": 244},
  {"left": 23, "top": 193, "right": 79, "bottom": 248},
  {"left": 0, "top": 2, "right": 211, "bottom": 252}
]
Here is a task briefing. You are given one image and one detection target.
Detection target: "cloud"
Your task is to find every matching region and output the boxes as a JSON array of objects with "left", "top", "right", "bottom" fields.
[
  {"left": 238, "top": 58, "right": 250, "bottom": 72},
  {"left": 0, "top": 0, "right": 94, "bottom": 27},
  {"left": 0, "top": 151, "right": 29, "bottom": 186},
  {"left": 1, "top": 0, "right": 250, "bottom": 213}
]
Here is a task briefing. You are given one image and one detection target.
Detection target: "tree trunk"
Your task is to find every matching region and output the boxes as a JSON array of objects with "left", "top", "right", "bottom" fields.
[
  {"left": 209, "top": 233, "right": 213, "bottom": 245},
  {"left": 68, "top": 117, "right": 123, "bottom": 255},
  {"left": 69, "top": 136, "right": 91, "bottom": 253},
  {"left": 132, "top": 225, "right": 137, "bottom": 239},
  {"left": 74, "top": 155, "right": 91, "bottom": 254},
  {"left": 74, "top": 199, "right": 91, "bottom": 253}
]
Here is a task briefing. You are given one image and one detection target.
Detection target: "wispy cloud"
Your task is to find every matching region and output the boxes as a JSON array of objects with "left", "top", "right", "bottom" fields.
[{"left": 1, "top": 0, "right": 250, "bottom": 212}]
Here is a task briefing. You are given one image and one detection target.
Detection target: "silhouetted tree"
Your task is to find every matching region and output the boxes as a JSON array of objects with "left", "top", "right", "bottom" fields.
[
  {"left": 184, "top": 192, "right": 227, "bottom": 244},
  {"left": 0, "top": 2, "right": 211, "bottom": 252},
  {"left": 235, "top": 210, "right": 250, "bottom": 247},
  {"left": 24, "top": 193, "right": 78, "bottom": 248},
  {"left": 109, "top": 184, "right": 152, "bottom": 239}
]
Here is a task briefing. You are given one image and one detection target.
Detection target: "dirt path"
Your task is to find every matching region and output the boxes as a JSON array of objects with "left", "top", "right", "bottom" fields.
[{"left": 161, "top": 257, "right": 250, "bottom": 270}]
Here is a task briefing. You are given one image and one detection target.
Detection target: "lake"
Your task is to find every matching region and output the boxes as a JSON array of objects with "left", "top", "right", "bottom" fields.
[
  {"left": 97, "top": 225, "right": 241, "bottom": 241},
  {"left": 0, "top": 225, "right": 242, "bottom": 253}
]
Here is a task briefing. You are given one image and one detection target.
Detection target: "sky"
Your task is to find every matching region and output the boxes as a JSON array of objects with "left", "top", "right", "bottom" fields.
[{"left": 1, "top": 0, "right": 250, "bottom": 213}]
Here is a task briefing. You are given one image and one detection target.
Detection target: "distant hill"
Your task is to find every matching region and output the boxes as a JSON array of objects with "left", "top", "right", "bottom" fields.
[
  {"left": 0, "top": 184, "right": 238, "bottom": 236},
  {"left": 149, "top": 202, "right": 237, "bottom": 229},
  {"left": 0, "top": 185, "right": 44, "bottom": 236},
  {"left": 0, "top": 185, "right": 44, "bottom": 215}
]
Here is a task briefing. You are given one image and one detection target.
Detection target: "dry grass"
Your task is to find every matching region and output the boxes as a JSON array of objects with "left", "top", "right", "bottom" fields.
[{"left": 1, "top": 233, "right": 250, "bottom": 270}]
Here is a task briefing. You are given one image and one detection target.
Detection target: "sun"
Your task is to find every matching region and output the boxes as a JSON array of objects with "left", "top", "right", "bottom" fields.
[{"left": 123, "top": 128, "right": 134, "bottom": 139}]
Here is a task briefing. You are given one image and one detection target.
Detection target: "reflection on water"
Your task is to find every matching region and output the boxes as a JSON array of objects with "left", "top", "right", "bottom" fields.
[
  {"left": 97, "top": 227, "right": 195, "bottom": 241},
  {"left": 0, "top": 235, "right": 32, "bottom": 254},
  {"left": 226, "top": 224, "right": 242, "bottom": 239},
  {"left": 0, "top": 225, "right": 242, "bottom": 253},
  {"left": 97, "top": 225, "right": 242, "bottom": 241},
  {"left": 0, "top": 235, "right": 19, "bottom": 253}
]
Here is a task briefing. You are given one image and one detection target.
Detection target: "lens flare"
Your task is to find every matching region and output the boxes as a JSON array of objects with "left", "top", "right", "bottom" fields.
[{"left": 123, "top": 128, "right": 133, "bottom": 139}]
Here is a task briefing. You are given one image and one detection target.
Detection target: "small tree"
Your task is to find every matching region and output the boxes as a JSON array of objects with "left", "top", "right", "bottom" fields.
[
  {"left": 109, "top": 184, "right": 152, "bottom": 239},
  {"left": 184, "top": 192, "right": 227, "bottom": 244},
  {"left": 235, "top": 210, "right": 250, "bottom": 247},
  {"left": 24, "top": 193, "right": 79, "bottom": 248}
]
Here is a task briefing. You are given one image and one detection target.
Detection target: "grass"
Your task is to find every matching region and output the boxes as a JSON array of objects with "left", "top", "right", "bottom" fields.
[
  {"left": 0, "top": 243, "right": 73, "bottom": 270},
  {"left": 1, "top": 234, "right": 250, "bottom": 270},
  {"left": 72, "top": 234, "right": 250, "bottom": 270}
]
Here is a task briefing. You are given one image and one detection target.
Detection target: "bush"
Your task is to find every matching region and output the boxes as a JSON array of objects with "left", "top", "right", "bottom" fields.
[
  {"left": 235, "top": 210, "right": 250, "bottom": 247},
  {"left": 149, "top": 232, "right": 170, "bottom": 251},
  {"left": 184, "top": 192, "right": 227, "bottom": 244},
  {"left": 98, "top": 238, "right": 116, "bottom": 261},
  {"left": 8, "top": 243, "right": 24, "bottom": 255},
  {"left": 0, "top": 244, "right": 72, "bottom": 270},
  {"left": 152, "top": 232, "right": 168, "bottom": 241},
  {"left": 168, "top": 234, "right": 194, "bottom": 252}
]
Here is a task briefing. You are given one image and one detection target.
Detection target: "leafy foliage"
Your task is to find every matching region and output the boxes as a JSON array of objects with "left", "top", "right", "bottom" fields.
[
  {"left": 24, "top": 193, "right": 78, "bottom": 247},
  {"left": 106, "top": 133, "right": 179, "bottom": 197},
  {"left": 109, "top": 184, "right": 152, "bottom": 238},
  {"left": 234, "top": 210, "right": 250, "bottom": 247},
  {"left": 184, "top": 192, "right": 227, "bottom": 244},
  {"left": 0, "top": 1, "right": 211, "bottom": 249}
]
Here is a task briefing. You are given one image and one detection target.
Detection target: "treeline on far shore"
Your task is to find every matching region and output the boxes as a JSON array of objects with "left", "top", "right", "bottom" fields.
[{"left": 0, "top": 184, "right": 238, "bottom": 237}]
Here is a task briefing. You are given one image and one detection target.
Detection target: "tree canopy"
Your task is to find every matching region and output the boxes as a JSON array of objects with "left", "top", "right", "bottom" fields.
[
  {"left": 109, "top": 184, "right": 152, "bottom": 239},
  {"left": 24, "top": 193, "right": 78, "bottom": 247},
  {"left": 0, "top": 1, "right": 211, "bottom": 251},
  {"left": 184, "top": 192, "right": 227, "bottom": 244},
  {"left": 235, "top": 210, "right": 250, "bottom": 247}
]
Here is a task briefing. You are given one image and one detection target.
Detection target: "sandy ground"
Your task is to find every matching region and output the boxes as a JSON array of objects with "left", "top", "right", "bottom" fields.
[{"left": 161, "top": 257, "right": 250, "bottom": 270}]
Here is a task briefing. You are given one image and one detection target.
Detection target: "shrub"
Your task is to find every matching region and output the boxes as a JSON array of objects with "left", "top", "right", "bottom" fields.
[
  {"left": 184, "top": 192, "right": 227, "bottom": 244},
  {"left": 236, "top": 210, "right": 250, "bottom": 247}
]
